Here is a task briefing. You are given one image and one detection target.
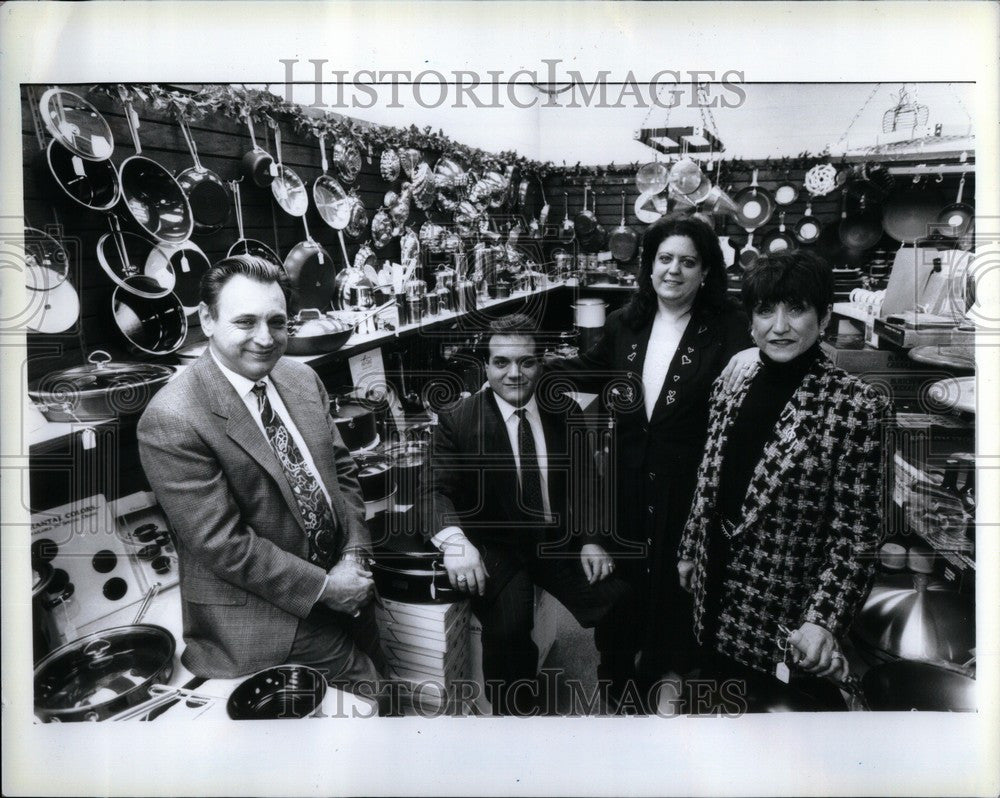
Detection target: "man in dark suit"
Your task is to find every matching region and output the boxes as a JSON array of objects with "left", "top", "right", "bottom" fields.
[
  {"left": 138, "top": 255, "right": 386, "bottom": 698},
  {"left": 420, "top": 314, "right": 635, "bottom": 715}
]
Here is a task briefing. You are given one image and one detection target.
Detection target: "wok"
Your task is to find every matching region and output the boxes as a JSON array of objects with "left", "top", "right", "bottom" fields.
[
  {"left": 118, "top": 98, "right": 193, "bottom": 245},
  {"left": 883, "top": 180, "right": 946, "bottom": 243},
  {"left": 175, "top": 114, "right": 230, "bottom": 234}
]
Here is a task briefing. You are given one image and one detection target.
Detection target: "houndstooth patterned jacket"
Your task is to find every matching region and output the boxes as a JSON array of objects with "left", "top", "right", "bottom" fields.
[{"left": 678, "top": 353, "right": 892, "bottom": 676}]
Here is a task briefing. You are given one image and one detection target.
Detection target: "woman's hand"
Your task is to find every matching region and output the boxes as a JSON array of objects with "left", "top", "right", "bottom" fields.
[
  {"left": 787, "top": 621, "right": 848, "bottom": 680},
  {"left": 580, "top": 543, "right": 615, "bottom": 584},
  {"left": 677, "top": 559, "right": 695, "bottom": 593},
  {"left": 719, "top": 347, "right": 760, "bottom": 393}
]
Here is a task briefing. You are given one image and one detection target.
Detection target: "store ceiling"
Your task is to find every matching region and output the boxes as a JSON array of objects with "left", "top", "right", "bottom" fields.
[{"left": 285, "top": 82, "right": 975, "bottom": 165}]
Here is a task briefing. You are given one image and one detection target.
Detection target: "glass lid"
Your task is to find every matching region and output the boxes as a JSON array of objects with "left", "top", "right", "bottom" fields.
[{"left": 39, "top": 88, "right": 115, "bottom": 161}]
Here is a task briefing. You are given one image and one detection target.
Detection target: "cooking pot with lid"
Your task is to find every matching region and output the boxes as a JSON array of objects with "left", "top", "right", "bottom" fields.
[
  {"left": 386, "top": 440, "right": 429, "bottom": 508},
  {"left": 331, "top": 396, "right": 378, "bottom": 453},
  {"left": 33, "top": 624, "right": 176, "bottom": 722},
  {"left": 28, "top": 350, "right": 174, "bottom": 422}
]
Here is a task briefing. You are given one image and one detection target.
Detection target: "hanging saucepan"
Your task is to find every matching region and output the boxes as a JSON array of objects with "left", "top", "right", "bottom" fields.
[
  {"left": 738, "top": 229, "right": 760, "bottom": 270},
  {"left": 936, "top": 173, "right": 974, "bottom": 239},
  {"left": 574, "top": 185, "right": 597, "bottom": 237},
  {"left": 33, "top": 624, "right": 176, "bottom": 722},
  {"left": 794, "top": 198, "right": 823, "bottom": 244},
  {"left": 773, "top": 172, "right": 800, "bottom": 206},
  {"left": 560, "top": 192, "right": 576, "bottom": 242},
  {"left": 284, "top": 214, "right": 335, "bottom": 310},
  {"left": 23, "top": 226, "right": 71, "bottom": 291},
  {"left": 174, "top": 114, "right": 230, "bottom": 235},
  {"left": 39, "top": 87, "right": 115, "bottom": 161},
  {"left": 111, "top": 278, "right": 188, "bottom": 356},
  {"left": 762, "top": 212, "right": 796, "bottom": 253},
  {"left": 117, "top": 97, "right": 193, "bottom": 245},
  {"left": 240, "top": 112, "right": 275, "bottom": 188},
  {"left": 733, "top": 169, "right": 774, "bottom": 230},
  {"left": 270, "top": 125, "right": 309, "bottom": 217},
  {"left": 227, "top": 665, "right": 328, "bottom": 720},
  {"left": 144, "top": 240, "right": 212, "bottom": 314},
  {"left": 882, "top": 177, "right": 946, "bottom": 244},
  {"left": 332, "top": 135, "right": 363, "bottom": 184},
  {"left": 380, "top": 147, "right": 401, "bottom": 182},
  {"left": 97, "top": 217, "right": 172, "bottom": 299},
  {"left": 43, "top": 138, "right": 121, "bottom": 212},
  {"left": 313, "top": 135, "right": 353, "bottom": 230},
  {"left": 227, "top": 179, "right": 282, "bottom": 267},
  {"left": 28, "top": 350, "right": 174, "bottom": 423},
  {"left": 839, "top": 194, "right": 884, "bottom": 252}
]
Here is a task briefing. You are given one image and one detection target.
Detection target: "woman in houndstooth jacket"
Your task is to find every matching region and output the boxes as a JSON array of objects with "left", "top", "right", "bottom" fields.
[{"left": 677, "top": 249, "right": 892, "bottom": 710}]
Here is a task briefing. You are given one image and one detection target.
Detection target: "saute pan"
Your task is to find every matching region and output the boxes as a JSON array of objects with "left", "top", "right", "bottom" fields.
[
  {"left": 175, "top": 114, "right": 230, "bottom": 235},
  {"left": 227, "top": 179, "right": 282, "bottom": 267}
]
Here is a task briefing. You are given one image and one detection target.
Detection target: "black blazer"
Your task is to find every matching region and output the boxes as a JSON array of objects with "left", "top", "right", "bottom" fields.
[
  {"left": 544, "top": 302, "right": 752, "bottom": 475},
  {"left": 419, "top": 389, "right": 590, "bottom": 551}
]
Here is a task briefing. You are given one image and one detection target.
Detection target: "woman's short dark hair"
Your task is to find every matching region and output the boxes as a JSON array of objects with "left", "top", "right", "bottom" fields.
[
  {"left": 741, "top": 250, "right": 834, "bottom": 316},
  {"left": 622, "top": 213, "right": 729, "bottom": 329},
  {"left": 200, "top": 255, "right": 296, "bottom": 317}
]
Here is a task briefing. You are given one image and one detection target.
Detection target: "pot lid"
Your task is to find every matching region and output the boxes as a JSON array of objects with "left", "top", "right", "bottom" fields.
[
  {"left": 636, "top": 161, "right": 669, "bottom": 195},
  {"left": 853, "top": 572, "right": 975, "bottom": 665},
  {"left": 39, "top": 88, "right": 115, "bottom": 161},
  {"left": 313, "top": 176, "right": 351, "bottom": 229},
  {"left": 33, "top": 624, "right": 176, "bottom": 715},
  {"left": 25, "top": 277, "right": 80, "bottom": 334},
  {"left": 29, "top": 350, "right": 174, "bottom": 399},
  {"left": 272, "top": 165, "right": 309, "bottom": 217},
  {"left": 22, "top": 228, "right": 71, "bottom": 291}
]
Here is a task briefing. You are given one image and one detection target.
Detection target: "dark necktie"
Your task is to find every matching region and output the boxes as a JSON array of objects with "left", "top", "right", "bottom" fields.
[
  {"left": 252, "top": 383, "right": 341, "bottom": 568},
  {"left": 515, "top": 407, "right": 546, "bottom": 521}
]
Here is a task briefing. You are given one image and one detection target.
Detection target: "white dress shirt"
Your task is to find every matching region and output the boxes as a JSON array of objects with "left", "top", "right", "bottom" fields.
[
  {"left": 432, "top": 390, "right": 552, "bottom": 549},
  {"left": 641, "top": 311, "right": 691, "bottom": 419}
]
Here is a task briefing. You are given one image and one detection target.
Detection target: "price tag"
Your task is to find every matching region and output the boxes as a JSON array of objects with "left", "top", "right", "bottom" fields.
[{"left": 775, "top": 661, "right": 791, "bottom": 684}]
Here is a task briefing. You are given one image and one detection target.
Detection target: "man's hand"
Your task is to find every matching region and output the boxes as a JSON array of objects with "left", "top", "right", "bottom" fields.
[
  {"left": 442, "top": 534, "right": 488, "bottom": 596},
  {"left": 787, "top": 621, "right": 847, "bottom": 680},
  {"left": 677, "top": 559, "right": 695, "bottom": 593},
  {"left": 580, "top": 543, "right": 615, "bottom": 584},
  {"left": 719, "top": 347, "right": 760, "bottom": 393},
  {"left": 319, "top": 557, "right": 375, "bottom": 615}
]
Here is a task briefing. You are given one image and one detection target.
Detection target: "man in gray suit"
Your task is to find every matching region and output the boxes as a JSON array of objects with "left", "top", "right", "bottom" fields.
[{"left": 138, "top": 255, "right": 385, "bottom": 697}]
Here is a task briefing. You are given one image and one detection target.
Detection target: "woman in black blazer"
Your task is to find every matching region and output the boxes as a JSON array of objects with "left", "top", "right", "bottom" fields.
[{"left": 544, "top": 214, "right": 754, "bottom": 702}]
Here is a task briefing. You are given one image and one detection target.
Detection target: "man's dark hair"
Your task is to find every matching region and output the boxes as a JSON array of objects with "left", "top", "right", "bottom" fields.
[
  {"left": 622, "top": 213, "right": 731, "bottom": 330},
  {"left": 741, "top": 249, "right": 834, "bottom": 317},
  {"left": 200, "top": 255, "right": 296, "bottom": 317},
  {"left": 480, "top": 313, "right": 540, "bottom": 360}
]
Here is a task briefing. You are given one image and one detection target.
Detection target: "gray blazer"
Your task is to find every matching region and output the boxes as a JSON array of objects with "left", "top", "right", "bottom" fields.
[{"left": 137, "top": 352, "right": 369, "bottom": 678}]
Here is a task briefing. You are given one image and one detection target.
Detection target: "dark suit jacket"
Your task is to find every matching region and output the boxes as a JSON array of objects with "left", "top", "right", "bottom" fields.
[
  {"left": 678, "top": 355, "right": 892, "bottom": 675},
  {"left": 419, "top": 390, "right": 591, "bottom": 583},
  {"left": 137, "top": 353, "right": 369, "bottom": 678}
]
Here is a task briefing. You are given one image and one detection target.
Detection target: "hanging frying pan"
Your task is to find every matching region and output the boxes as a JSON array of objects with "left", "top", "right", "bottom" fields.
[
  {"left": 38, "top": 87, "right": 115, "bottom": 161},
  {"left": 174, "top": 114, "right": 230, "bottom": 235},
  {"left": 738, "top": 230, "right": 760, "bottom": 270},
  {"left": 284, "top": 214, "right": 335, "bottom": 310},
  {"left": 839, "top": 194, "right": 884, "bottom": 252},
  {"left": 733, "top": 169, "right": 775, "bottom": 229},
  {"left": 574, "top": 185, "right": 597, "bottom": 237},
  {"left": 773, "top": 172, "right": 800, "bottom": 206},
  {"left": 44, "top": 138, "right": 121, "bottom": 212},
  {"left": 794, "top": 198, "right": 822, "bottom": 244},
  {"left": 144, "top": 240, "right": 212, "bottom": 314},
  {"left": 270, "top": 125, "right": 309, "bottom": 217},
  {"left": 882, "top": 177, "right": 946, "bottom": 244},
  {"left": 580, "top": 189, "right": 607, "bottom": 253},
  {"left": 537, "top": 177, "right": 551, "bottom": 229},
  {"left": 112, "top": 279, "right": 188, "bottom": 356},
  {"left": 97, "top": 217, "right": 172, "bottom": 299},
  {"left": 117, "top": 97, "right": 193, "bottom": 245},
  {"left": 227, "top": 179, "right": 282, "bottom": 267},
  {"left": 936, "top": 173, "right": 974, "bottom": 239},
  {"left": 313, "top": 135, "right": 353, "bottom": 230},
  {"left": 609, "top": 191, "right": 639, "bottom": 262},
  {"left": 762, "top": 212, "right": 797, "bottom": 253},
  {"left": 241, "top": 112, "right": 275, "bottom": 188}
]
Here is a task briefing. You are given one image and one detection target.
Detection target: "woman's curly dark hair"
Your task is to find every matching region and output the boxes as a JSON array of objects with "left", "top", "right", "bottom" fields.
[{"left": 622, "top": 214, "right": 730, "bottom": 330}]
